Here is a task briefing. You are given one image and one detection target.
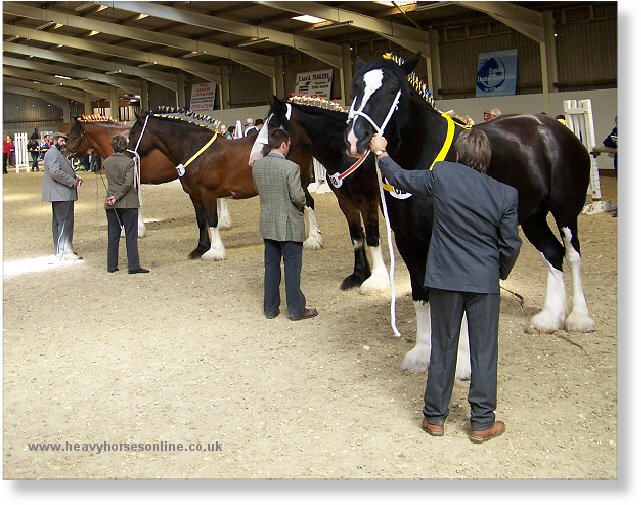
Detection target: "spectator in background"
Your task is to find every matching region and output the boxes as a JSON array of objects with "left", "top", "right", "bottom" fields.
[
  {"left": 226, "top": 125, "right": 236, "bottom": 140},
  {"left": 245, "top": 118, "right": 258, "bottom": 136},
  {"left": 3, "top": 135, "right": 14, "bottom": 174},
  {"left": 484, "top": 108, "right": 501, "bottom": 121},
  {"left": 30, "top": 127, "right": 40, "bottom": 140},
  {"left": 219, "top": 124, "right": 228, "bottom": 138},
  {"left": 28, "top": 137, "right": 40, "bottom": 171},
  {"left": 40, "top": 135, "right": 52, "bottom": 161},
  {"left": 603, "top": 116, "right": 617, "bottom": 178},
  {"left": 255, "top": 118, "right": 264, "bottom": 131}
]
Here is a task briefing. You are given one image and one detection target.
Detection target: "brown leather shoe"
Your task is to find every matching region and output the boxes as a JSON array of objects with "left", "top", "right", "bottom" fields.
[
  {"left": 470, "top": 420, "right": 505, "bottom": 443},
  {"left": 290, "top": 307, "right": 318, "bottom": 321},
  {"left": 421, "top": 418, "right": 444, "bottom": 437}
]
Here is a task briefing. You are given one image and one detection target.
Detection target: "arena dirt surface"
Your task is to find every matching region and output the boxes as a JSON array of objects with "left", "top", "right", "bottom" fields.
[{"left": 3, "top": 171, "right": 617, "bottom": 479}]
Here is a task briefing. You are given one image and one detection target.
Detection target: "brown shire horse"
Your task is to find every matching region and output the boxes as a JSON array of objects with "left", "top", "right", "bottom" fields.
[
  {"left": 344, "top": 53, "right": 595, "bottom": 374},
  {"left": 65, "top": 116, "right": 232, "bottom": 249},
  {"left": 127, "top": 108, "right": 322, "bottom": 260}
]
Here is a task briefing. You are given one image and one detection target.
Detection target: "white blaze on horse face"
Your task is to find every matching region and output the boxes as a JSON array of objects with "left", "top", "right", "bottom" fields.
[
  {"left": 347, "top": 69, "right": 385, "bottom": 156},
  {"left": 249, "top": 114, "right": 271, "bottom": 166}
]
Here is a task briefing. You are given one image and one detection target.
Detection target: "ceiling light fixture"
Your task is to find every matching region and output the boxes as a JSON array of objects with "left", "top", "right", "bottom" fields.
[
  {"left": 53, "top": 23, "right": 64, "bottom": 29},
  {"left": 35, "top": 21, "right": 55, "bottom": 30},
  {"left": 238, "top": 37, "right": 269, "bottom": 47},
  {"left": 182, "top": 51, "right": 200, "bottom": 59},
  {"left": 88, "top": 30, "right": 100, "bottom": 36},
  {"left": 97, "top": 5, "right": 108, "bottom": 12},
  {"left": 137, "top": 61, "right": 157, "bottom": 68},
  {"left": 54, "top": 74, "right": 72, "bottom": 79},
  {"left": 75, "top": 3, "right": 96, "bottom": 12},
  {"left": 6, "top": 35, "right": 19, "bottom": 42},
  {"left": 312, "top": 20, "right": 354, "bottom": 31},
  {"left": 292, "top": 15, "right": 326, "bottom": 24},
  {"left": 105, "top": 69, "right": 122, "bottom": 75}
]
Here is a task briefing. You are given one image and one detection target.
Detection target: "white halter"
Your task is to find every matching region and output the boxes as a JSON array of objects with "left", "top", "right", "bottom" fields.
[{"left": 125, "top": 114, "right": 149, "bottom": 199}]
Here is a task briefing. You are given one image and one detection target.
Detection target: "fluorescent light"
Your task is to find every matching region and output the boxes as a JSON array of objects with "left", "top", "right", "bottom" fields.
[
  {"left": 88, "top": 30, "right": 100, "bottom": 36},
  {"left": 137, "top": 13, "right": 149, "bottom": 19},
  {"left": 292, "top": 15, "right": 326, "bottom": 23},
  {"left": 75, "top": 3, "right": 96, "bottom": 12},
  {"left": 35, "top": 21, "right": 55, "bottom": 30},
  {"left": 54, "top": 74, "right": 72, "bottom": 79},
  {"left": 238, "top": 37, "right": 269, "bottom": 47},
  {"left": 182, "top": 51, "right": 200, "bottom": 58},
  {"left": 97, "top": 5, "right": 108, "bottom": 12},
  {"left": 312, "top": 20, "right": 353, "bottom": 31},
  {"left": 138, "top": 61, "right": 157, "bottom": 68},
  {"left": 105, "top": 69, "right": 122, "bottom": 75},
  {"left": 375, "top": 1, "right": 416, "bottom": 6},
  {"left": 53, "top": 23, "right": 63, "bottom": 29},
  {"left": 6, "top": 35, "right": 19, "bottom": 41}
]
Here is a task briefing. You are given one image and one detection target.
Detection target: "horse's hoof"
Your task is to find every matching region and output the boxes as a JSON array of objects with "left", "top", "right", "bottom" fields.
[
  {"left": 527, "top": 311, "right": 565, "bottom": 334},
  {"left": 201, "top": 250, "right": 226, "bottom": 261},
  {"left": 303, "top": 236, "right": 323, "bottom": 250},
  {"left": 400, "top": 346, "right": 429, "bottom": 373},
  {"left": 340, "top": 275, "right": 365, "bottom": 291},
  {"left": 188, "top": 249, "right": 206, "bottom": 259},
  {"left": 565, "top": 313, "right": 596, "bottom": 333},
  {"left": 359, "top": 274, "right": 390, "bottom": 295}
]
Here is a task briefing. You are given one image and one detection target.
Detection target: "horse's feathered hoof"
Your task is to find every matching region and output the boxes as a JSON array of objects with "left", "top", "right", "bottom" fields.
[
  {"left": 565, "top": 313, "right": 596, "bottom": 333},
  {"left": 340, "top": 275, "right": 365, "bottom": 291}
]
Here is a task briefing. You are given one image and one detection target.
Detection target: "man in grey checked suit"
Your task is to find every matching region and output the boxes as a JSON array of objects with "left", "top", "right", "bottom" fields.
[
  {"left": 41, "top": 131, "right": 83, "bottom": 260},
  {"left": 370, "top": 128, "right": 521, "bottom": 443},
  {"left": 251, "top": 128, "right": 317, "bottom": 321}
]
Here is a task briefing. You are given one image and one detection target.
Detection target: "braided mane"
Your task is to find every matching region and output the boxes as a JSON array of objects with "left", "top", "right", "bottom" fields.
[
  {"left": 288, "top": 94, "right": 347, "bottom": 113},
  {"left": 148, "top": 106, "right": 221, "bottom": 132},
  {"left": 78, "top": 114, "right": 121, "bottom": 124}
]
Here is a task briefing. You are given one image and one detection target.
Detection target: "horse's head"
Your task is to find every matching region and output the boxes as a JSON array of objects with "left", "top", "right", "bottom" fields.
[
  {"left": 64, "top": 118, "right": 87, "bottom": 157},
  {"left": 248, "top": 96, "right": 291, "bottom": 165},
  {"left": 345, "top": 53, "right": 421, "bottom": 157},
  {"left": 128, "top": 111, "right": 153, "bottom": 157}
]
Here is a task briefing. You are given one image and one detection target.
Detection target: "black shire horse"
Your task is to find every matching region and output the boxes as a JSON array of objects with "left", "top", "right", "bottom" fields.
[
  {"left": 260, "top": 95, "right": 389, "bottom": 294},
  {"left": 344, "top": 53, "right": 595, "bottom": 374}
]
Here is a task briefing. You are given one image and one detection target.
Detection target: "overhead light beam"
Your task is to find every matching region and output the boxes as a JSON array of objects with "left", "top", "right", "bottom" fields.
[
  {"left": 35, "top": 20, "right": 55, "bottom": 30},
  {"left": 238, "top": 37, "right": 269, "bottom": 47},
  {"left": 312, "top": 21, "right": 354, "bottom": 31}
]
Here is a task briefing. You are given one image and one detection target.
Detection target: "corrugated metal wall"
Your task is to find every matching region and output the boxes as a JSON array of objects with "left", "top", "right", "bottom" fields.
[{"left": 2, "top": 93, "right": 62, "bottom": 136}]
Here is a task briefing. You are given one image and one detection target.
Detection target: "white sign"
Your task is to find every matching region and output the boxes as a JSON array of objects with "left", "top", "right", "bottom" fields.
[
  {"left": 190, "top": 82, "right": 215, "bottom": 111},
  {"left": 294, "top": 69, "right": 333, "bottom": 99}
]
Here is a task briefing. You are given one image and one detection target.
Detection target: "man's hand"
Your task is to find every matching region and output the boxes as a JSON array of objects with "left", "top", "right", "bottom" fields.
[
  {"left": 105, "top": 196, "right": 116, "bottom": 206},
  {"left": 369, "top": 133, "right": 387, "bottom": 153}
]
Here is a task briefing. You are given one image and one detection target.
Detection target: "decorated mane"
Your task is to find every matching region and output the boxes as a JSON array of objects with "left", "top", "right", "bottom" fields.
[
  {"left": 288, "top": 94, "right": 347, "bottom": 113},
  {"left": 383, "top": 53, "right": 472, "bottom": 128},
  {"left": 148, "top": 106, "right": 221, "bottom": 132},
  {"left": 77, "top": 114, "right": 121, "bottom": 124}
]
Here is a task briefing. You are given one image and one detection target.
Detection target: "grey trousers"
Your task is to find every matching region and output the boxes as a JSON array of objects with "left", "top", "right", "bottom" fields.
[
  {"left": 51, "top": 201, "right": 75, "bottom": 255},
  {"left": 106, "top": 208, "right": 141, "bottom": 271},
  {"left": 263, "top": 239, "right": 306, "bottom": 318},
  {"left": 423, "top": 288, "right": 500, "bottom": 430}
]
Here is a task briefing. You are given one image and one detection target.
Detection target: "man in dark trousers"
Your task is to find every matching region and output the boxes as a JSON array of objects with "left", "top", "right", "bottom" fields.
[
  {"left": 251, "top": 128, "right": 317, "bottom": 321},
  {"left": 370, "top": 129, "right": 521, "bottom": 443}
]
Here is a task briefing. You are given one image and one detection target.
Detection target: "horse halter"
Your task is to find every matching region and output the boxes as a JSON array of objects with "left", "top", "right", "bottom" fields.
[
  {"left": 65, "top": 129, "right": 85, "bottom": 158},
  {"left": 126, "top": 114, "right": 150, "bottom": 194}
]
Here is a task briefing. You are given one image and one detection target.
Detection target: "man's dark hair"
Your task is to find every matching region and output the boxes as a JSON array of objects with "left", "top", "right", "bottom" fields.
[
  {"left": 110, "top": 135, "right": 128, "bottom": 153},
  {"left": 454, "top": 129, "right": 491, "bottom": 173},
  {"left": 255, "top": 118, "right": 264, "bottom": 126},
  {"left": 268, "top": 128, "right": 291, "bottom": 150}
]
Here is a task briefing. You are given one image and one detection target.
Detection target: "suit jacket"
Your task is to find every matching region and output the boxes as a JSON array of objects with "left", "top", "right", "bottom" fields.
[
  {"left": 103, "top": 153, "right": 139, "bottom": 209},
  {"left": 41, "top": 145, "right": 78, "bottom": 202},
  {"left": 379, "top": 157, "right": 522, "bottom": 294},
  {"left": 251, "top": 151, "right": 306, "bottom": 242}
]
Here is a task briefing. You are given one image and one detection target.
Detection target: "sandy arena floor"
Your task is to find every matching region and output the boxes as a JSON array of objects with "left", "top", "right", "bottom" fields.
[{"left": 2, "top": 170, "right": 617, "bottom": 479}]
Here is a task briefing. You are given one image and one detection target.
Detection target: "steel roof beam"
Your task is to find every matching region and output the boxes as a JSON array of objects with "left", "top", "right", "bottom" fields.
[
  {"left": 3, "top": 76, "right": 86, "bottom": 103},
  {"left": 455, "top": 1, "right": 544, "bottom": 42},
  {"left": 3, "top": 66, "right": 114, "bottom": 99}
]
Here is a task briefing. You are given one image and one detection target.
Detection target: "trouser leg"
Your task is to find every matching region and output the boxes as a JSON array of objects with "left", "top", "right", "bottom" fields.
[
  {"left": 465, "top": 292, "right": 500, "bottom": 430},
  {"left": 423, "top": 288, "right": 465, "bottom": 425},
  {"left": 52, "top": 201, "right": 74, "bottom": 254},
  {"left": 106, "top": 208, "right": 122, "bottom": 269},
  {"left": 120, "top": 208, "right": 141, "bottom": 271},
  {"left": 263, "top": 239, "right": 282, "bottom": 316},
  {"left": 282, "top": 241, "right": 306, "bottom": 318}
]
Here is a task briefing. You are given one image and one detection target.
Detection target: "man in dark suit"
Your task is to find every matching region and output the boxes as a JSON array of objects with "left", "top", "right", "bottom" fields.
[
  {"left": 370, "top": 129, "right": 521, "bottom": 443},
  {"left": 251, "top": 128, "right": 317, "bottom": 321}
]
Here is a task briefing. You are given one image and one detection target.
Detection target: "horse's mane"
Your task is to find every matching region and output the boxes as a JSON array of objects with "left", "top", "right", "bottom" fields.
[
  {"left": 147, "top": 106, "right": 220, "bottom": 132},
  {"left": 288, "top": 95, "right": 347, "bottom": 113},
  {"left": 77, "top": 114, "right": 123, "bottom": 125},
  {"left": 383, "top": 53, "right": 472, "bottom": 128}
]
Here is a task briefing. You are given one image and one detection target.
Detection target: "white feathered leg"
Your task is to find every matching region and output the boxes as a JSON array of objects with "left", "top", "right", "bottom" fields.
[
  {"left": 217, "top": 198, "right": 232, "bottom": 231},
  {"left": 201, "top": 227, "right": 226, "bottom": 260},
  {"left": 401, "top": 301, "right": 471, "bottom": 380},
  {"left": 527, "top": 253, "right": 568, "bottom": 333},
  {"left": 137, "top": 209, "right": 146, "bottom": 238},
  {"left": 561, "top": 227, "right": 596, "bottom": 332},
  {"left": 359, "top": 245, "right": 390, "bottom": 294},
  {"left": 303, "top": 206, "right": 323, "bottom": 250}
]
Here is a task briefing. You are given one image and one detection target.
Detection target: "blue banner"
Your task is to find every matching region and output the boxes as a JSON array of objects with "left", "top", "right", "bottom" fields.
[{"left": 476, "top": 49, "right": 518, "bottom": 97}]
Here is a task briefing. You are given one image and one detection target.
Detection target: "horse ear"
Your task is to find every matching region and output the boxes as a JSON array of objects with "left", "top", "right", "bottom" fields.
[
  {"left": 355, "top": 56, "right": 367, "bottom": 73},
  {"left": 134, "top": 111, "right": 143, "bottom": 122},
  {"left": 401, "top": 52, "right": 422, "bottom": 75}
]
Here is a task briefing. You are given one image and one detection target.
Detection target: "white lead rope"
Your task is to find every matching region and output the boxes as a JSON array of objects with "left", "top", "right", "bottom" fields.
[
  {"left": 127, "top": 114, "right": 149, "bottom": 206},
  {"left": 347, "top": 90, "right": 403, "bottom": 337}
]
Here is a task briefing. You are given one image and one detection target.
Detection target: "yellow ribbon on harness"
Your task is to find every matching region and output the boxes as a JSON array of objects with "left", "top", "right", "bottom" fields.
[
  {"left": 183, "top": 131, "right": 218, "bottom": 170},
  {"left": 382, "top": 112, "right": 459, "bottom": 192}
]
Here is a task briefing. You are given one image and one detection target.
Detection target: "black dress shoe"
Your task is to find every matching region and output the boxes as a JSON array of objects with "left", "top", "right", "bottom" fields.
[
  {"left": 107, "top": 267, "right": 119, "bottom": 273},
  {"left": 129, "top": 268, "right": 150, "bottom": 274},
  {"left": 289, "top": 307, "right": 318, "bottom": 321}
]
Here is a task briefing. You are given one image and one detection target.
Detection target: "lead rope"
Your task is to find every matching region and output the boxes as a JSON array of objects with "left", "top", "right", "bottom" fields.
[
  {"left": 347, "top": 90, "right": 402, "bottom": 337},
  {"left": 127, "top": 114, "right": 149, "bottom": 206}
]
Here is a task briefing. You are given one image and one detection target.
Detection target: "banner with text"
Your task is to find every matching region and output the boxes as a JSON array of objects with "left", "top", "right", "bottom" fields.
[
  {"left": 294, "top": 69, "right": 333, "bottom": 99},
  {"left": 190, "top": 82, "right": 216, "bottom": 111},
  {"left": 476, "top": 49, "right": 518, "bottom": 97}
]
